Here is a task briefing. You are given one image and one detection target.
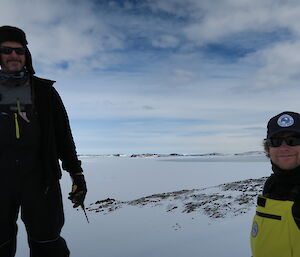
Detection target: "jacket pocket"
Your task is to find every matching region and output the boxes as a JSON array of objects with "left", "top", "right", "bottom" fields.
[{"left": 256, "top": 211, "right": 282, "bottom": 220}]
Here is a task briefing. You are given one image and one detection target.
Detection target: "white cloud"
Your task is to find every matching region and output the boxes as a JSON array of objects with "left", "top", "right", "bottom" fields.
[
  {"left": 152, "top": 35, "right": 180, "bottom": 48},
  {"left": 244, "top": 41, "right": 300, "bottom": 89},
  {"left": 0, "top": 0, "right": 126, "bottom": 72},
  {"left": 1, "top": 0, "right": 300, "bottom": 153}
]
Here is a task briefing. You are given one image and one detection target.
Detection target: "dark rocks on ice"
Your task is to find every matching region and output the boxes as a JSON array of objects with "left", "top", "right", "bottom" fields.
[{"left": 87, "top": 177, "right": 267, "bottom": 219}]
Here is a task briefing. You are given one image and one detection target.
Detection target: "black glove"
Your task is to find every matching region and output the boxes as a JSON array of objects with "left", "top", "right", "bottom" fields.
[{"left": 68, "top": 174, "right": 87, "bottom": 208}]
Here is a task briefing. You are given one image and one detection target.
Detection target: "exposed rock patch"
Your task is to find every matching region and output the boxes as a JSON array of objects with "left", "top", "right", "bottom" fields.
[{"left": 87, "top": 177, "right": 267, "bottom": 219}]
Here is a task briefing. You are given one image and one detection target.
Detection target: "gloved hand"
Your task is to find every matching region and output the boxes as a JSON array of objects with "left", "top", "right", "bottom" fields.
[{"left": 68, "top": 174, "right": 87, "bottom": 208}]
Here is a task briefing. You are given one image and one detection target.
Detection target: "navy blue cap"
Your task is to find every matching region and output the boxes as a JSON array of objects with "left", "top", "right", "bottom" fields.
[{"left": 267, "top": 111, "right": 300, "bottom": 138}]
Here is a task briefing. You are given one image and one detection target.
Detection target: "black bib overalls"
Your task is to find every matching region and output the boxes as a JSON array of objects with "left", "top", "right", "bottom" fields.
[{"left": 0, "top": 83, "right": 69, "bottom": 257}]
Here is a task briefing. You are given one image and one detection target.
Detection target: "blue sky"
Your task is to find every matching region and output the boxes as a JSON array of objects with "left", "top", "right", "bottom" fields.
[{"left": 2, "top": 0, "right": 300, "bottom": 154}]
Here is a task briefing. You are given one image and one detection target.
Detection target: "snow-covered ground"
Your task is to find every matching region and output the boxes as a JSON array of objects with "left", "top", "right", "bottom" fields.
[{"left": 16, "top": 154, "right": 271, "bottom": 257}]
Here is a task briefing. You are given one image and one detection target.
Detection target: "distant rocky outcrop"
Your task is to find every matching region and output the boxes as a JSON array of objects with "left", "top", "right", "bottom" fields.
[
  {"left": 87, "top": 177, "right": 267, "bottom": 219},
  {"left": 79, "top": 151, "right": 266, "bottom": 159}
]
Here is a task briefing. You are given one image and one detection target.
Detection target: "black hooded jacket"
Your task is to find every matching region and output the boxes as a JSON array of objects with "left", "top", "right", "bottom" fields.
[{"left": 31, "top": 76, "right": 83, "bottom": 184}]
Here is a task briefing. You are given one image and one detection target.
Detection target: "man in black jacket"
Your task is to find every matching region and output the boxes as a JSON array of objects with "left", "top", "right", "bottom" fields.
[{"left": 0, "top": 26, "right": 87, "bottom": 257}]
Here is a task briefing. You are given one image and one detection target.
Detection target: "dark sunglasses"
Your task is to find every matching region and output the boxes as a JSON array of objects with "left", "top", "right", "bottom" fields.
[
  {"left": 0, "top": 46, "right": 26, "bottom": 55},
  {"left": 266, "top": 136, "right": 300, "bottom": 147}
]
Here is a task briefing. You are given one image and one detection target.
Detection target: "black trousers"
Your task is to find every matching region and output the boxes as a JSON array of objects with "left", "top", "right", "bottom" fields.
[{"left": 0, "top": 171, "right": 70, "bottom": 257}]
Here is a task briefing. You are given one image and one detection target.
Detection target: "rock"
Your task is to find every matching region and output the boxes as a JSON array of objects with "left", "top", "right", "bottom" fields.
[{"left": 88, "top": 177, "right": 268, "bottom": 219}]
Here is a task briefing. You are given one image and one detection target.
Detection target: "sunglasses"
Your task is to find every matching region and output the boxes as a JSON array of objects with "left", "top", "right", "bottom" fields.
[
  {"left": 0, "top": 46, "right": 26, "bottom": 55},
  {"left": 266, "top": 136, "right": 300, "bottom": 147}
]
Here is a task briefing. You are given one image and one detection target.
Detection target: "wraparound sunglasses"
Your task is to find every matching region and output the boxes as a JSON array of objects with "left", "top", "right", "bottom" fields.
[
  {"left": 0, "top": 46, "right": 26, "bottom": 55},
  {"left": 265, "top": 136, "right": 300, "bottom": 147}
]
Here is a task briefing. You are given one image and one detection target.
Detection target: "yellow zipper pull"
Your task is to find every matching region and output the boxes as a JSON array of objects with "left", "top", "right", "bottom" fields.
[
  {"left": 17, "top": 98, "right": 21, "bottom": 114},
  {"left": 14, "top": 113, "right": 20, "bottom": 139}
]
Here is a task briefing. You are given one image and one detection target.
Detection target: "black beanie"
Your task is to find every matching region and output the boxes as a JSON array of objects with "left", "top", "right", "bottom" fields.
[{"left": 0, "top": 26, "right": 35, "bottom": 74}]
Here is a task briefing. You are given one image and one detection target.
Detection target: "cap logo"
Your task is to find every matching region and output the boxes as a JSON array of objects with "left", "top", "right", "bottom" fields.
[{"left": 277, "top": 114, "right": 294, "bottom": 127}]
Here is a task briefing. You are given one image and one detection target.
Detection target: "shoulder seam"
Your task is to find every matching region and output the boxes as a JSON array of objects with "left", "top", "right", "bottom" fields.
[{"left": 32, "top": 76, "right": 56, "bottom": 85}]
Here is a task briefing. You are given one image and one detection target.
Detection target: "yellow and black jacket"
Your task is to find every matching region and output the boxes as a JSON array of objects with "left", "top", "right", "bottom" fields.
[{"left": 251, "top": 167, "right": 300, "bottom": 257}]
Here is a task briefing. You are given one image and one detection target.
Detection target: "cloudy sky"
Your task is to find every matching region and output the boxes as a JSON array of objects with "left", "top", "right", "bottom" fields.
[{"left": 2, "top": 0, "right": 300, "bottom": 154}]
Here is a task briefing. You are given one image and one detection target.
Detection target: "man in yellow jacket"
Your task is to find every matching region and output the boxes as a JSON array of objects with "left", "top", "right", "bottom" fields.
[{"left": 251, "top": 111, "right": 300, "bottom": 257}]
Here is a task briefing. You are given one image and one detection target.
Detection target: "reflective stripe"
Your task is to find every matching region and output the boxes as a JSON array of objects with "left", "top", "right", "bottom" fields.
[
  {"left": 0, "top": 238, "right": 12, "bottom": 248},
  {"left": 30, "top": 236, "right": 60, "bottom": 244},
  {"left": 256, "top": 211, "right": 281, "bottom": 220}
]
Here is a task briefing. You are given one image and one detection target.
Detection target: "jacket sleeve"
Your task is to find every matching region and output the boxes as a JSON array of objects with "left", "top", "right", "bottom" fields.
[{"left": 51, "top": 87, "right": 83, "bottom": 175}]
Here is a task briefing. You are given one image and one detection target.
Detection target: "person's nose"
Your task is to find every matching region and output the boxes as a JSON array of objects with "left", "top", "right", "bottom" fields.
[
  {"left": 279, "top": 140, "right": 289, "bottom": 148},
  {"left": 10, "top": 50, "right": 19, "bottom": 57}
]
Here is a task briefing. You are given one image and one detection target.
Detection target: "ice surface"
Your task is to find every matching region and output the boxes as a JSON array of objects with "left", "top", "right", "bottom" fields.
[{"left": 15, "top": 155, "right": 270, "bottom": 257}]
